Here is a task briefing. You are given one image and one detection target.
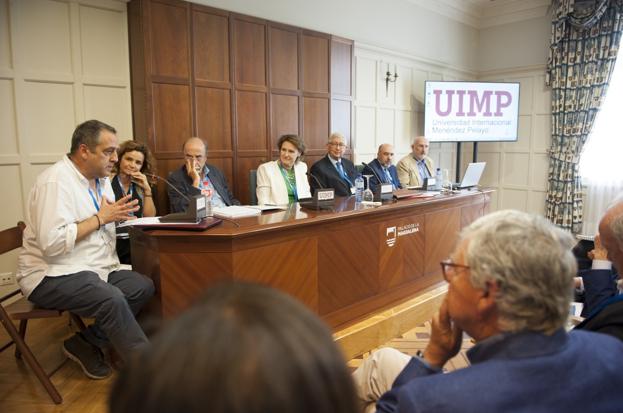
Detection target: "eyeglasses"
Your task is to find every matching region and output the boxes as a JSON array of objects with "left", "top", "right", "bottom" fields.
[
  {"left": 440, "top": 259, "right": 470, "bottom": 282},
  {"left": 328, "top": 142, "right": 347, "bottom": 148}
]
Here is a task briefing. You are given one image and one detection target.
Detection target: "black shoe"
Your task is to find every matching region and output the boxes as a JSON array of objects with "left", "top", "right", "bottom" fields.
[{"left": 62, "top": 333, "right": 112, "bottom": 379}]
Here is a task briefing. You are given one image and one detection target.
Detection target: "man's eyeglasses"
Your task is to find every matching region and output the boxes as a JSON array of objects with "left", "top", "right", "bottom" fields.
[
  {"left": 440, "top": 259, "right": 470, "bottom": 282},
  {"left": 328, "top": 142, "right": 347, "bottom": 148}
]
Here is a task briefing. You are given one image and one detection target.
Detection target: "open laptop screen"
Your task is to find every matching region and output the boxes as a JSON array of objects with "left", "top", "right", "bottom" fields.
[{"left": 457, "top": 162, "right": 486, "bottom": 189}]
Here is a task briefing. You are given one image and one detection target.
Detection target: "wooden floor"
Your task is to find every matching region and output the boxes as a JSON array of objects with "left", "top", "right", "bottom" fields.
[{"left": 0, "top": 312, "right": 472, "bottom": 413}]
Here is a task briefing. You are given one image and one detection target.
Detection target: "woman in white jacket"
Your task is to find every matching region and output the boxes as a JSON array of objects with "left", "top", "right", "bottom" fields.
[{"left": 256, "top": 134, "right": 311, "bottom": 205}]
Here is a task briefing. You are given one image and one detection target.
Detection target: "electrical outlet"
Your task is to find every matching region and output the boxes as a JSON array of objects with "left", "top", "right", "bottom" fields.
[{"left": 0, "top": 272, "right": 15, "bottom": 286}]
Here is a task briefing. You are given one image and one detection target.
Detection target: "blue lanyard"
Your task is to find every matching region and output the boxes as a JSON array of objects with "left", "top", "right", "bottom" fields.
[
  {"left": 115, "top": 175, "right": 133, "bottom": 197},
  {"left": 278, "top": 163, "right": 298, "bottom": 201},
  {"left": 88, "top": 179, "right": 102, "bottom": 211},
  {"left": 336, "top": 162, "right": 353, "bottom": 186}
]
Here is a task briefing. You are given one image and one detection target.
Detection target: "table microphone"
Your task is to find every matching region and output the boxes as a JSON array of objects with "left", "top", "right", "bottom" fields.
[
  {"left": 144, "top": 173, "right": 190, "bottom": 202},
  {"left": 306, "top": 171, "right": 325, "bottom": 189},
  {"left": 360, "top": 162, "right": 383, "bottom": 186}
]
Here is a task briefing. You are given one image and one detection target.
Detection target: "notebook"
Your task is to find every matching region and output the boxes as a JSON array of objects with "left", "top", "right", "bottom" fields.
[{"left": 453, "top": 162, "right": 486, "bottom": 189}]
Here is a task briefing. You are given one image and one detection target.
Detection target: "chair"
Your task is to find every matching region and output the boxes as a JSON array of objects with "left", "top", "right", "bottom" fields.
[
  {"left": 0, "top": 221, "right": 85, "bottom": 404},
  {"left": 249, "top": 169, "right": 258, "bottom": 205}
]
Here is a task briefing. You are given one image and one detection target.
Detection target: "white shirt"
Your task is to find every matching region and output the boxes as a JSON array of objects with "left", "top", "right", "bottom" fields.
[{"left": 17, "top": 155, "right": 120, "bottom": 297}]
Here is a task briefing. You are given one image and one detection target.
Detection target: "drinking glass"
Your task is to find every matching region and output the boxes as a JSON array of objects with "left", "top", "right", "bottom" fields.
[
  {"left": 441, "top": 169, "right": 452, "bottom": 194},
  {"left": 362, "top": 175, "right": 374, "bottom": 202}
]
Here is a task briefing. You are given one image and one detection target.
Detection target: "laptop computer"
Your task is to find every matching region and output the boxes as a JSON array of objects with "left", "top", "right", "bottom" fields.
[{"left": 453, "top": 162, "right": 486, "bottom": 189}]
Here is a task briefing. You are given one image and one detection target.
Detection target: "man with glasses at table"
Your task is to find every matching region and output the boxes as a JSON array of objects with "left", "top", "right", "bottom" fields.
[
  {"left": 309, "top": 132, "right": 358, "bottom": 197},
  {"left": 168, "top": 137, "right": 240, "bottom": 213},
  {"left": 353, "top": 210, "right": 623, "bottom": 413}
]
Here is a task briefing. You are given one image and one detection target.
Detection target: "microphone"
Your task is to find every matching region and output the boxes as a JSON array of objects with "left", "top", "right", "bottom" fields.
[
  {"left": 144, "top": 173, "right": 205, "bottom": 223},
  {"left": 145, "top": 173, "right": 190, "bottom": 202},
  {"left": 361, "top": 161, "right": 383, "bottom": 188},
  {"left": 306, "top": 171, "right": 325, "bottom": 189}
]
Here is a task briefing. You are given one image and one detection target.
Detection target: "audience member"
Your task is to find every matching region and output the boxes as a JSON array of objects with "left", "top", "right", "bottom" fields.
[
  {"left": 575, "top": 199, "right": 623, "bottom": 340},
  {"left": 168, "top": 137, "right": 239, "bottom": 213},
  {"left": 396, "top": 136, "right": 434, "bottom": 188},
  {"left": 256, "top": 134, "right": 311, "bottom": 205},
  {"left": 17, "top": 120, "right": 155, "bottom": 379},
  {"left": 110, "top": 282, "right": 359, "bottom": 413},
  {"left": 353, "top": 210, "right": 623, "bottom": 413},
  {"left": 309, "top": 132, "right": 357, "bottom": 197},
  {"left": 111, "top": 140, "right": 157, "bottom": 264},
  {"left": 362, "top": 144, "right": 401, "bottom": 192}
]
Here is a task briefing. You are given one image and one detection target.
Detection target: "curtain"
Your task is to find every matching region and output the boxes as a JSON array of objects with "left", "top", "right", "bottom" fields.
[{"left": 545, "top": 0, "right": 623, "bottom": 232}]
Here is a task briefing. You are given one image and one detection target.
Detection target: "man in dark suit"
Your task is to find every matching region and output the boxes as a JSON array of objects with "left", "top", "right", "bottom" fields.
[
  {"left": 309, "top": 132, "right": 357, "bottom": 197},
  {"left": 168, "top": 137, "right": 240, "bottom": 213},
  {"left": 354, "top": 210, "right": 623, "bottom": 413},
  {"left": 575, "top": 198, "right": 623, "bottom": 341},
  {"left": 362, "top": 144, "right": 402, "bottom": 192}
]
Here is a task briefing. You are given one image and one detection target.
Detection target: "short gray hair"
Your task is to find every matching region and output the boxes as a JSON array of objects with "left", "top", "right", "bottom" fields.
[{"left": 460, "top": 210, "right": 576, "bottom": 334}]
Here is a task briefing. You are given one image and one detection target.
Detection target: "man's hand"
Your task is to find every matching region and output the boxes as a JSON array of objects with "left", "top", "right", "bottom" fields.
[
  {"left": 97, "top": 194, "right": 139, "bottom": 225},
  {"left": 423, "top": 297, "right": 463, "bottom": 369},
  {"left": 588, "top": 234, "right": 608, "bottom": 261},
  {"left": 185, "top": 159, "right": 200, "bottom": 188}
]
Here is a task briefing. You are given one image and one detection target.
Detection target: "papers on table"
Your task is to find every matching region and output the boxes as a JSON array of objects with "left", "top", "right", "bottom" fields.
[{"left": 213, "top": 205, "right": 262, "bottom": 219}]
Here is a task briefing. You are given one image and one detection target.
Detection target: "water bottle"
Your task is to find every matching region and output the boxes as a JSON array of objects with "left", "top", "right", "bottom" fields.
[
  {"left": 355, "top": 175, "right": 364, "bottom": 202},
  {"left": 435, "top": 168, "right": 442, "bottom": 190}
]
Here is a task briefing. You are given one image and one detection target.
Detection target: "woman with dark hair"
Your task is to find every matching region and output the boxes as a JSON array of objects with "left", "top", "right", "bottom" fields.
[
  {"left": 256, "top": 134, "right": 311, "bottom": 205},
  {"left": 111, "top": 140, "right": 157, "bottom": 264},
  {"left": 110, "top": 282, "right": 359, "bottom": 413}
]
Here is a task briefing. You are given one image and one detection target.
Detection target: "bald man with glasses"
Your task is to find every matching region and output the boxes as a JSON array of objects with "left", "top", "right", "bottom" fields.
[
  {"left": 167, "top": 137, "right": 240, "bottom": 213},
  {"left": 309, "top": 132, "right": 357, "bottom": 197}
]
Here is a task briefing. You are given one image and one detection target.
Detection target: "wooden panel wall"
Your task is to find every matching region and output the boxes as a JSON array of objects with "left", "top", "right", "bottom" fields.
[{"left": 128, "top": 0, "right": 353, "bottom": 208}]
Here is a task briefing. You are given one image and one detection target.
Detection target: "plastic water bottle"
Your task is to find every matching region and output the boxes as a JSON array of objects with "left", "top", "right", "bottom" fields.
[
  {"left": 435, "top": 168, "right": 442, "bottom": 190},
  {"left": 355, "top": 175, "right": 364, "bottom": 202}
]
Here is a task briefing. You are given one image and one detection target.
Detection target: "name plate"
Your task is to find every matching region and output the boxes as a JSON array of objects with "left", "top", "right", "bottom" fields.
[
  {"left": 316, "top": 189, "right": 335, "bottom": 201},
  {"left": 380, "top": 183, "right": 393, "bottom": 194}
]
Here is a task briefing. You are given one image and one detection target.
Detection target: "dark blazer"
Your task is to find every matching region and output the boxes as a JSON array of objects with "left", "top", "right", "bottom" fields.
[
  {"left": 111, "top": 176, "right": 157, "bottom": 264},
  {"left": 575, "top": 295, "right": 623, "bottom": 342},
  {"left": 578, "top": 268, "right": 618, "bottom": 316},
  {"left": 309, "top": 155, "right": 357, "bottom": 197},
  {"left": 376, "top": 329, "right": 623, "bottom": 413},
  {"left": 168, "top": 164, "right": 240, "bottom": 213},
  {"left": 362, "top": 159, "right": 402, "bottom": 192}
]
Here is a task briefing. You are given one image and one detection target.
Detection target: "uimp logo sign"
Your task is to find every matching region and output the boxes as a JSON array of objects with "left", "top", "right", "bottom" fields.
[{"left": 386, "top": 223, "right": 420, "bottom": 247}]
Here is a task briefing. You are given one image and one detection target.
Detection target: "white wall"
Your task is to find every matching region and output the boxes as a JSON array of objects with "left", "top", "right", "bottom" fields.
[
  {"left": 191, "top": 0, "right": 480, "bottom": 71},
  {"left": 0, "top": 0, "right": 132, "bottom": 295}
]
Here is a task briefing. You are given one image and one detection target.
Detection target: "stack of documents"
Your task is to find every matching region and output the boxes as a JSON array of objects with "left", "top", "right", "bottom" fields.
[{"left": 213, "top": 206, "right": 261, "bottom": 219}]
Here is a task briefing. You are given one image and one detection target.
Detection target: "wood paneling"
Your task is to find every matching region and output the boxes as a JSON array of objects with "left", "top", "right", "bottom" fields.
[
  {"left": 331, "top": 38, "right": 352, "bottom": 96},
  {"left": 152, "top": 83, "right": 191, "bottom": 153},
  {"left": 233, "top": 18, "right": 266, "bottom": 87},
  {"left": 270, "top": 94, "right": 299, "bottom": 150},
  {"left": 149, "top": 1, "right": 189, "bottom": 78},
  {"left": 269, "top": 26, "right": 299, "bottom": 90},
  {"left": 131, "top": 191, "right": 493, "bottom": 327},
  {"left": 302, "top": 34, "right": 329, "bottom": 93},
  {"left": 193, "top": 10, "right": 229, "bottom": 83},
  {"left": 303, "top": 97, "right": 329, "bottom": 150},
  {"left": 235, "top": 90, "right": 267, "bottom": 151},
  {"left": 195, "top": 87, "right": 232, "bottom": 151},
  {"left": 129, "top": 0, "right": 352, "bottom": 211}
]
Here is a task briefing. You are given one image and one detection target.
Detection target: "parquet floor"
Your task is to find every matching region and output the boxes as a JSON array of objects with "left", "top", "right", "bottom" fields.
[{"left": 0, "top": 316, "right": 472, "bottom": 413}]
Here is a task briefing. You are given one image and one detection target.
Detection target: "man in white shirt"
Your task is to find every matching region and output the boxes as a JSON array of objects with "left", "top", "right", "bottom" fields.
[{"left": 17, "top": 120, "right": 155, "bottom": 379}]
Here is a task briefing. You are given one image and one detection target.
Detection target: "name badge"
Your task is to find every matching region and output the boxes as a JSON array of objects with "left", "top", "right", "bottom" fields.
[{"left": 350, "top": 187, "right": 356, "bottom": 195}]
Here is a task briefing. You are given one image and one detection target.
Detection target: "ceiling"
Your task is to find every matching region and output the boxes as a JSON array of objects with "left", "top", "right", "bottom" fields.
[{"left": 408, "top": 0, "right": 552, "bottom": 28}]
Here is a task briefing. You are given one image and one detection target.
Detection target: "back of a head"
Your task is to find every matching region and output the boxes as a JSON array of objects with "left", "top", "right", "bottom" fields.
[
  {"left": 461, "top": 210, "right": 577, "bottom": 334},
  {"left": 109, "top": 282, "right": 358, "bottom": 413}
]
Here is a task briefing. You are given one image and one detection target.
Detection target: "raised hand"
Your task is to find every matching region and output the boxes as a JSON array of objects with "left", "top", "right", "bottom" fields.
[
  {"left": 423, "top": 296, "right": 463, "bottom": 369},
  {"left": 185, "top": 159, "right": 200, "bottom": 187},
  {"left": 97, "top": 194, "right": 140, "bottom": 225},
  {"left": 588, "top": 234, "right": 608, "bottom": 261}
]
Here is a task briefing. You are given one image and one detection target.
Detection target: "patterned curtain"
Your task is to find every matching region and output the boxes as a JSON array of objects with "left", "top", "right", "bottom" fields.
[{"left": 545, "top": 0, "right": 623, "bottom": 232}]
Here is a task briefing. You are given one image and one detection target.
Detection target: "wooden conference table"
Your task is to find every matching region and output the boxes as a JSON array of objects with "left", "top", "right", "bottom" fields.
[{"left": 130, "top": 189, "right": 492, "bottom": 330}]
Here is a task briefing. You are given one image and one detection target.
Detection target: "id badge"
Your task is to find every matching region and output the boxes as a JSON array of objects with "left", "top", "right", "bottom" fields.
[{"left": 350, "top": 187, "right": 356, "bottom": 195}]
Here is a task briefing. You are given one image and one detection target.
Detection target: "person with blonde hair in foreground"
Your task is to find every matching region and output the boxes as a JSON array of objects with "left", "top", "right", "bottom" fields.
[
  {"left": 354, "top": 210, "right": 623, "bottom": 413},
  {"left": 110, "top": 282, "right": 359, "bottom": 413}
]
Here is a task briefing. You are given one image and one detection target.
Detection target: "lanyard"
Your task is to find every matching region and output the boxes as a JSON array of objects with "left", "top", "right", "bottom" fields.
[
  {"left": 88, "top": 178, "right": 102, "bottom": 211},
  {"left": 336, "top": 161, "right": 353, "bottom": 187},
  {"left": 115, "top": 175, "right": 133, "bottom": 197},
  {"left": 279, "top": 163, "right": 298, "bottom": 201}
]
